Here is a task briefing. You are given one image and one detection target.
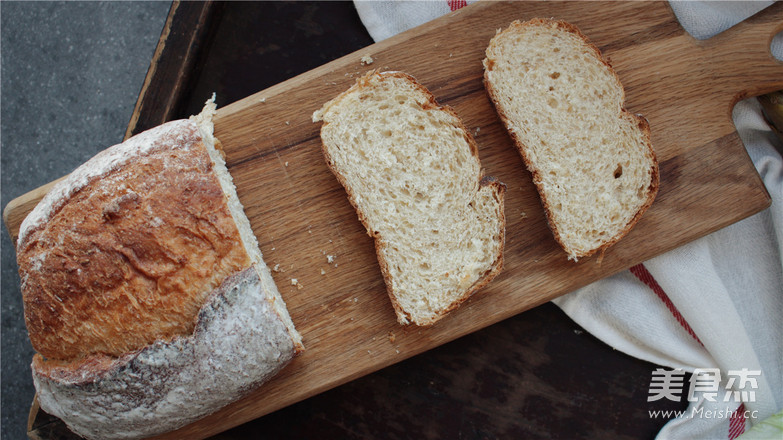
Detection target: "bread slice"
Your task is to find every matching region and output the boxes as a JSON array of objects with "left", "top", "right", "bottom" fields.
[
  {"left": 484, "top": 19, "right": 659, "bottom": 259},
  {"left": 17, "top": 98, "right": 302, "bottom": 439},
  {"left": 313, "top": 71, "right": 506, "bottom": 325}
]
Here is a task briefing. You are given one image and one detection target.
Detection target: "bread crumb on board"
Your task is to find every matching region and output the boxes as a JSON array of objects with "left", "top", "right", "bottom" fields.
[
  {"left": 326, "top": 254, "right": 336, "bottom": 264},
  {"left": 290, "top": 278, "right": 303, "bottom": 290},
  {"left": 360, "top": 54, "right": 374, "bottom": 65},
  {"left": 259, "top": 97, "right": 266, "bottom": 103},
  {"left": 388, "top": 331, "right": 396, "bottom": 343},
  {"left": 320, "top": 268, "right": 326, "bottom": 275}
]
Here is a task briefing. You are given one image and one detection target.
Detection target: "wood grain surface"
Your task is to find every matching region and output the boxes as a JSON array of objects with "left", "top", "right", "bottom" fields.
[{"left": 5, "top": 1, "right": 783, "bottom": 439}]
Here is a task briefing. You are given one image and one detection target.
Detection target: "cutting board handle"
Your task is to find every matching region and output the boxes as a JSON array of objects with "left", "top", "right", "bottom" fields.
[{"left": 705, "top": 2, "right": 783, "bottom": 104}]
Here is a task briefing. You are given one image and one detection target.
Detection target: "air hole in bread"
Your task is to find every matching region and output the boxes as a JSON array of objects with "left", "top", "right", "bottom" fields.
[
  {"left": 550, "top": 72, "right": 561, "bottom": 79},
  {"left": 614, "top": 164, "right": 623, "bottom": 178}
]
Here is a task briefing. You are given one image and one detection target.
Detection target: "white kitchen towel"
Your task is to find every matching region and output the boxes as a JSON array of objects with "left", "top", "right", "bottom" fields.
[
  {"left": 354, "top": 0, "right": 479, "bottom": 42},
  {"left": 561, "top": 99, "right": 783, "bottom": 439},
  {"left": 353, "top": 1, "right": 783, "bottom": 439}
]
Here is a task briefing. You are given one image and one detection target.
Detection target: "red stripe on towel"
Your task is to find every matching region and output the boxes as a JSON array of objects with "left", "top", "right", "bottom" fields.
[
  {"left": 629, "top": 264, "right": 703, "bottom": 346},
  {"left": 629, "top": 264, "right": 746, "bottom": 439},
  {"left": 448, "top": 0, "right": 467, "bottom": 11},
  {"left": 728, "top": 403, "right": 746, "bottom": 439}
]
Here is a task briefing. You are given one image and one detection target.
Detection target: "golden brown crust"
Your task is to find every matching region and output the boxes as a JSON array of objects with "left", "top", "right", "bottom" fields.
[
  {"left": 484, "top": 18, "right": 659, "bottom": 259},
  {"left": 318, "top": 71, "right": 506, "bottom": 325},
  {"left": 17, "top": 121, "right": 252, "bottom": 361},
  {"left": 18, "top": 113, "right": 302, "bottom": 439}
]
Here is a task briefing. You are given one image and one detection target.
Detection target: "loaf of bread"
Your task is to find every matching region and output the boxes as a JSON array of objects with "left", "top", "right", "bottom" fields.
[
  {"left": 313, "top": 71, "right": 506, "bottom": 325},
  {"left": 484, "top": 19, "right": 659, "bottom": 259},
  {"left": 16, "top": 99, "right": 303, "bottom": 440}
]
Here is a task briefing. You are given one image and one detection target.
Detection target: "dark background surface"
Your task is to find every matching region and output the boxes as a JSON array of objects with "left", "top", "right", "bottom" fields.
[
  {"left": 2, "top": 2, "right": 688, "bottom": 439},
  {"left": 1, "top": 3, "right": 171, "bottom": 439}
]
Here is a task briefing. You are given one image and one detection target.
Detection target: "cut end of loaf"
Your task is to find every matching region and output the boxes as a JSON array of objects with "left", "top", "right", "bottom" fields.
[
  {"left": 484, "top": 18, "right": 658, "bottom": 259},
  {"left": 192, "top": 96, "right": 303, "bottom": 348},
  {"left": 316, "top": 71, "right": 505, "bottom": 325}
]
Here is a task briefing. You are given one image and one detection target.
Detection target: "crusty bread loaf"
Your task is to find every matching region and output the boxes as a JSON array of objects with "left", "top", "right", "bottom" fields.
[
  {"left": 16, "top": 98, "right": 303, "bottom": 439},
  {"left": 484, "top": 19, "right": 659, "bottom": 259},
  {"left": 313, "top": 71, "right": 505, "bottom": 325}
]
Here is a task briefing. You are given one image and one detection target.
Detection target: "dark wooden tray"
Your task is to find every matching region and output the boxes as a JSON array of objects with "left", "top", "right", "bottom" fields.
[{"left": 24, "top": 1, "right": 726, "bottom": 438}]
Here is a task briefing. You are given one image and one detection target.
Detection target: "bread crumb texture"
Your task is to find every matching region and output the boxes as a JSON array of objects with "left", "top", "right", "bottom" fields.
[
  {"left": 484, "top": 19, "right": 658, "bottom": 259},
  {"left": 315, "top": 71, "right": 505, "bottom": 325}
]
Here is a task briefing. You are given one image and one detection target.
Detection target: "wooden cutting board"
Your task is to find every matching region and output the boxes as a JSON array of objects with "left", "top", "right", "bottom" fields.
[{"left": 4, "top": 1, "right": 782, "bottom": 438}]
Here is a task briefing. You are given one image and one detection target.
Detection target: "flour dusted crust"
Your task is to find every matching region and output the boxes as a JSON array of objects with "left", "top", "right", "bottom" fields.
[
  {"left": 18, "top": 120, "right": 201, "bottom": 245},
  {"left": 17, "top": 108, "right": 303, "bottom": 438},
  {"left": 33, "top": 267, "right": 299, "bottom": 440}
]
